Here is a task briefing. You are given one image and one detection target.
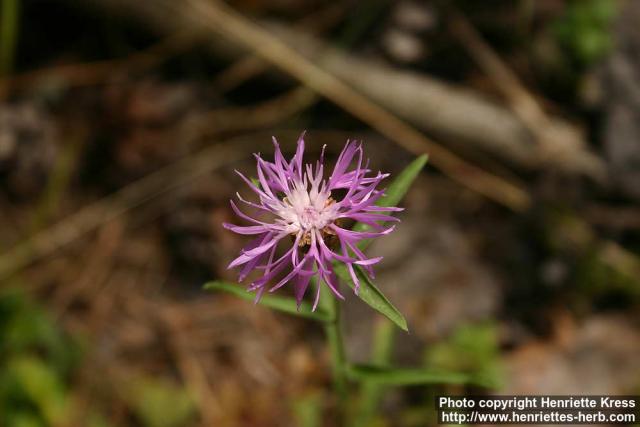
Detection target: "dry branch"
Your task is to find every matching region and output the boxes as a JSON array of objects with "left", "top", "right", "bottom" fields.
[
  {"left": 447, "top": 10, "right": 606, "bottom": 180},
  {"left": 57, "top": 0, "right": 639, "bottom": 285},
  {"left": 262, "top": 23, "right": 537, "bottom": 169},
  {"left": 0, "top": 138, "right": 247, "bottom": 280},
  {"left": 0, "top": 31, "right": 201, "bottom": 98},
  {"left": 79, "top": 0, "right": 531, "bottom": 211},
  {"left": 78, "top": 0, "right": 601, "bottom": 179}
]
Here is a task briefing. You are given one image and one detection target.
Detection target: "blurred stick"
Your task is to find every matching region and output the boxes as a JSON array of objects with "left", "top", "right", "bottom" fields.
[
  {"left": 161, "top": 304, "right": 222, "bottom": 426},
  {"left": 240, "top": 20, "right": 608, "bottom": 181},
  {"left": 188, "top": 0, "right": 639, "bottom": 304},
  {"left": 586, "top": 205, "right": 640, "bottom": 231},
  {"left": 78, "top": 0, "right": 601, "bottom": 178},
  {"left": 443, "top": 11, "right": 640, "bottom": 283},
  {"left": 79, "top": 0, "right": 529, "bottom": 210},
  {"left": 446, "top": 10, "right": 639, "bottom": 285},
  {"left": 258, "top": 23, "right": 543, "bottom": 170},
  {"left": 447, "top": 9, "right": 606, "bottom": 180},
  {"left": 187, "top": 86, "right": 317, "bottom": 137},
  {"left": 0, "top": 80, "right": 323, "bottom": 280},
  {"left": 213, "top": 2, "right": 347, "bottom": 91},
  {"left": 600, "top": 242, "right": 640, "bottom": 281},
  {"left": 0, "top": 30, "right": 200, "bottom": 99},
  {"left": 186, "top": 0, "right": 530, "bottom": 211},
  {"left": 53, "top": 3, "right": 512, "bottom": 182},
  {"left": 0, "top": 140, "right": 244, "bottom": 280},
  {"left": 550, "top": 212, "right": 640, "bottom": 283},
  {"left": 214, "top": 1, "right": 387, "bottom": 92},
  {"left": 52, "top": 220, "right": 123, "bottom": 316},
  {"left": 28, "top": 123, "right": 88, "bottom": 234}
]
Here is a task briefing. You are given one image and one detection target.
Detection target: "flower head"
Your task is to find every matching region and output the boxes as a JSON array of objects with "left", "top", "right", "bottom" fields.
[{"left": 224, "top": 134, "right": 401, "bottom": 310}]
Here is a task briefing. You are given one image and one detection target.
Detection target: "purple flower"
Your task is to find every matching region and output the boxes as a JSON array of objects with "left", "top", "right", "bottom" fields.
[{"left": 223, "top": 134, "right": 401, "bottom": 310}]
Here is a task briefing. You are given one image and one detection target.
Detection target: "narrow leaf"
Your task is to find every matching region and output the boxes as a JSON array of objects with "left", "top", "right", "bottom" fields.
[
  {"left": 347, "top": 364, "right": 492, "bottom": 388},
  {"left": 376, "top": 154, "right": 428, "bottom": 207},
  {"left": 333, "top": 264, "right": 408, "bottom": 332},
  {"left": 204, "top": 281, "right": 332, "bottom": 322},
  {"left": 332, "top": 155, "right": 427, "bottom": 331},
  {"left": 353, "top": 318, "right": 396, "bottom": 427},
  {"left": 354, "top": 154, "right": 428, "bottom": 240}
]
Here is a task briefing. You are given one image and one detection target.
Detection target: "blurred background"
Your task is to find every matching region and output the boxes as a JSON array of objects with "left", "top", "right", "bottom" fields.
[{"left": 1, "top": 0, "right": 639, "bottom": 425}]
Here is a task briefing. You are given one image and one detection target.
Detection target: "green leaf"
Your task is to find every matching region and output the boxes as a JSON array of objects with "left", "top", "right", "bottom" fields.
[
  {"left": 353, "top": 154, "right": 428, "bottom": 244},
  {"left": 346, "top": 364, "right": 492, "bottom": 387},
  {"left": 333, "top": 155, "right": 427, "bottom": 332},
  {"left": 3, "top": 356, "right": 69, "bottom": 425},
  {"left": 376, "top": 154, "right": 428, "bottom": 207},
  {"left": 8, "top": 413, "right": 45, "bottom": 427},
  {"left": 0, "top": 288, "right": 80, "bottom": 377},
  {"left": 424, "top": 322, "right": 504, "bottom": 389},
  {"left": 333, "top": 265, "right": 408, "bottom": 332},
  {"left": 127, "top": 376, "right": 196, "bottom": 427},
  {"left": 211, "top": 157, "right": 426, "bottom": 328},
  {"left": 352, "top": 318, "right": 396, "bottom": 427},
  {"left": 204, "top": 281, "right": 332, "bottom": 322},
  {"left": 291, "top": 392, "right": 323, "bottom": 427}
]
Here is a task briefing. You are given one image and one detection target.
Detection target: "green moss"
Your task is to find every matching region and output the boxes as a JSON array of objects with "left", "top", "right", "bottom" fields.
[{"left": 553, "top": 0, "right": 616, "bottom": 67}]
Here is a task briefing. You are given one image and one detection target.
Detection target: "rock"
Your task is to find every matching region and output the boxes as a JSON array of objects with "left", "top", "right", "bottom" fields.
[
  {"left": 0, "top": 102, "right": 58, "bottom": 199},
  {"left": 504, "top": 314, "right": 640, "bottom": 394},
  {"left": 602, "top": 1, "right": 640, "bottom": 200}
]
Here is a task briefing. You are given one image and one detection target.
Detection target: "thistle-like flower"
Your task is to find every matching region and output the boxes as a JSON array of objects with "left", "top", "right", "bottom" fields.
[{"left": 224, "top": 134, "right": 401, "bottom": 310}]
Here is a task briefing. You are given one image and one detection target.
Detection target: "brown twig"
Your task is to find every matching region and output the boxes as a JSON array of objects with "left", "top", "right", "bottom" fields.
[
  {"left": 0, "top": 30, "right": 200, "bottom": 99},
  {"left": 0, "top": 79, "right": 324, "bottom": 280},
  {"left": 52, "top": 220, "right": 123, "bottom": 316},
  {"left": 586, "top": 205, "right": 640, "bottom": 231},
  {"left": 0, "top": 139, "right": 246, "bottom": 280},
  {"left": 213, "top": 2, "right": 346, "bottom": 92},
  {"left": 187, "top": 86, "right": 317, "bottom": 137},
  {"left": 186, "top": 0, "right": 530, "bottom": 211},
  {"left": 447, "top": 9, "right": 606, "bottom": 180},
  {"left": 161, "top": 304, "right": 222, "bottom": 426}
]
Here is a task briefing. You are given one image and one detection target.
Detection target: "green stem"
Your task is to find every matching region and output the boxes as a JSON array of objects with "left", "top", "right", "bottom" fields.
[
  {"left": 319, "top": 282, "right": 348, "bottom": 417},
  {"left": 0, "top": 0, "right": 20, "bottom": 77},
  {"left": 352, "top": 318, "right": 395, "bottom": 427}
]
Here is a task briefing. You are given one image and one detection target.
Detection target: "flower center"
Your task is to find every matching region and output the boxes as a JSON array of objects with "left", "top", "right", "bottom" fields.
[
  {"left": 291, "top": 198, "right": 338, "bottom": 247},
  {"left": 278, "top": 179, "right": 338, "bottom": 246},
  {"left": 297, "top": 204, "right": 324, "bottom": 229},
  {"left": 283, "top": 194, "right": 335, "bottom": 230}
]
